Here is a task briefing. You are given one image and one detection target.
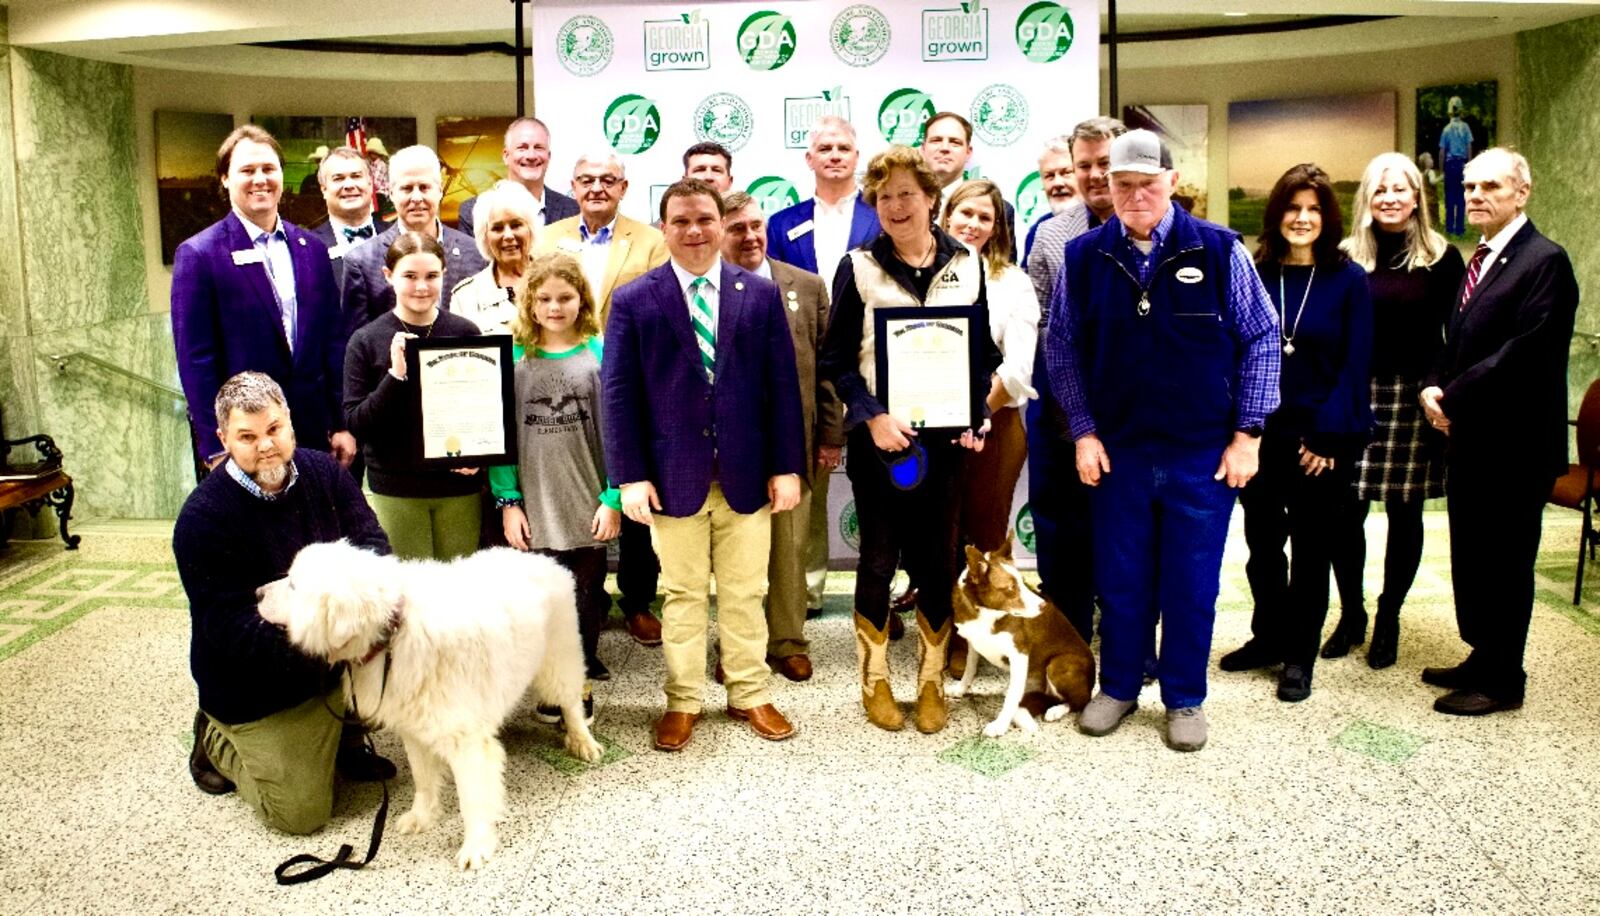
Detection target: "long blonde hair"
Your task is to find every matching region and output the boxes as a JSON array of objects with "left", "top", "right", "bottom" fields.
[
  {"left": 1341, "top": 152, "right": 1448, "bottom": 272},
  {"left": 512, "top": 253, "right": 601, "bottom": 351}
]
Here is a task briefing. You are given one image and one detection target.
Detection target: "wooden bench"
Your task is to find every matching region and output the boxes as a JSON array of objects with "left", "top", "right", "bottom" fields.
[{"left": 0, "top": 404, "right": 79, "bottom": 549}]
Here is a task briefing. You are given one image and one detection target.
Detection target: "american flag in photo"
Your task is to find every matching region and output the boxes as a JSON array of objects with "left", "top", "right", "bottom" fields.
[{"left": 344, "top": 116, "right": 367, "bottom": 155}]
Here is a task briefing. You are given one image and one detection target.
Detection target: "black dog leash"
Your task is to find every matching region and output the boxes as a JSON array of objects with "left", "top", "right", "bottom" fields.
[{"left": 273, "top": 653, "right": 394, "bottom": 885}]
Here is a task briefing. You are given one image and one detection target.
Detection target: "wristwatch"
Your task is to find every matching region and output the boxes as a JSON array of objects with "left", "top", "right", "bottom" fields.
[{"left": 1239, "top": 425, "right": 1264, "bottom": 439}]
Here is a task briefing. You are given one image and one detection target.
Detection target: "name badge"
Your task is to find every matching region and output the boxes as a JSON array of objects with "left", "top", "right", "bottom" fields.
[
  {"left": 329, "top": 247, "right": 346, "bottom": 261},
  {"left": 1175, "top": 267, "right": 1204, "bottom": 284},
  {"left": 231, "top": 249, "right": 265, "bottom": 266},
  {"left": 786, "top": 219, "right": 815, "bottom": 241}
]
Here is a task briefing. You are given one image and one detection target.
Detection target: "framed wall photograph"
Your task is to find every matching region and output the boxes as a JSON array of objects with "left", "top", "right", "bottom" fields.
[
  {"left": 251, "top": 115, "right": 418, "bottom": 228},
  {"left": 436, "top": 116, "right": 516, "bottom": 228},
  {"left": 154, "top": 110, "right": 234, "bottom": 264},
  {"left": 1416, "top": 81, "right": 1497, "bottom": 237}
]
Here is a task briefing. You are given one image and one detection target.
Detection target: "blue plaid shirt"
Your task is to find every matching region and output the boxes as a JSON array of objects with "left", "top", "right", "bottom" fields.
[
  {"left": 1045, "top": 205, "right": 1281, "bottom": 440},
  {"left": 225, "top": 457, "right": 300, "bottom": 501}
]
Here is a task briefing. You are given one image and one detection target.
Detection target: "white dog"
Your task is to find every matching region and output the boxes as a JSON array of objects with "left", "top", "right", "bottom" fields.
[{"left": 258, "top": 541, "right": 603, "bottom": 870}]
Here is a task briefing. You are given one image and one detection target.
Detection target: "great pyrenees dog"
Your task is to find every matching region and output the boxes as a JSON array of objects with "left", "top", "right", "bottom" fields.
[{"left": 258, "top": 540, "right": 604, "bottom": 870}]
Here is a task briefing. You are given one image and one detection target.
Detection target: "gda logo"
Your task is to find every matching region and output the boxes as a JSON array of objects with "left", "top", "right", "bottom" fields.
[
  {"left": 556, "top": 15, "right": 614, "bottom": 77},
  {"left": 1016, "top": 171, "right": 1047, "bottom": 226},
  {"left": 694, "top": 93, "right": 754, "bottom": 152},
  {"left": 737, "top": 11, "right": 797, "bottom": 70},
  {"left": 1015, "top": 504, "right": 1036, "bottom": 554},
  {"left": 831, "top": 4, "right": 891, "bottom": 67},
  {"left": 840, "top": 499, "right": 861, "bottom": 551},
  {"left": 878, "top": 88, "right": 936, "bottom": 146},
  {"left": 1015, "top": 2, "right": 1075, "bottom": 63},
  {"left": 746, "top": 176, "right": 800, "bottom": 219},
  {"left": 970, "top": 84, "right": 1029, "bottom": 147},
  {"left": 604, "top": 95, "right": 661, "bottom": 154}
]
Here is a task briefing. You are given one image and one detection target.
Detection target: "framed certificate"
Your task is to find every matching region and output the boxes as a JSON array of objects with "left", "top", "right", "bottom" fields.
[
  {"left": 873, "top": 305, "right": 982, "bottom": 435},
  {"left": 405, "top": 335, "right": 516, "bottom": 468}
]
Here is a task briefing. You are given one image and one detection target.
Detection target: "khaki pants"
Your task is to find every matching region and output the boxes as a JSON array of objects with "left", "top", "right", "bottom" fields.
[
  {"left": 804, "top": 469, "right": 832, "bottom": 608},
  {"left": 651, "top": 483, "right": 773, "bottom": 712},
  {"left": 766, "top": 480, "right": 813, "bottom": 657},
  {"left": 204, "top": 688, "right": 344, "bottom": 835}
]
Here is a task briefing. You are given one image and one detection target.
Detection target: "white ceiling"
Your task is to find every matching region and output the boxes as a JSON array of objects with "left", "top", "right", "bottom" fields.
[{"left": 5, "top": 0, "right": 1599, "bottom": 79}]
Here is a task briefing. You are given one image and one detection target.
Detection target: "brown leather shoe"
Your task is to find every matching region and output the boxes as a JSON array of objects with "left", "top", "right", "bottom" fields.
[
  {"left": 888, "top": 611, "right": 907, "bottom": 641},
  {"left": 652, "top": 711, "right": 701, "bottom": 751},
  {"left": 727, "top": 703, "right": 795, "bottom": 741},
  {"left": 625, "top": 612, "right": 663, "bottom": 647},
  {"left": 767, "top": 654, "right": 813, "bottom": 682}
]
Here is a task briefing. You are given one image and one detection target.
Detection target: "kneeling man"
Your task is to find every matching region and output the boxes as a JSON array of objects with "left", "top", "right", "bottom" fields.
[
  {"left": 176, "top": 372, "right": 394, "bottom": 833},
  {"left": 602, "top": 180, "right": 807, "bottom": 751}
]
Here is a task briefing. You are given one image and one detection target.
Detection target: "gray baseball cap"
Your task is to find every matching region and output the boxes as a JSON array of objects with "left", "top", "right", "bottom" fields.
[{"left": 1109, "top": 129, "right": 1173, "bottom": 174}]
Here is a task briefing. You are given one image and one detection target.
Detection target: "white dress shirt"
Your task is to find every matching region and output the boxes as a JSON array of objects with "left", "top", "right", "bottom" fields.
[
  {"left": 234, "top": 210, "right": 297, "bottom": 352},
  {"left": 812, "top": 191, "right": 857, "bottom": 292},
  {"left": 578, "top": 217, "right": 617, "bottom": 302},
  {"left": 1474, "top": 212, "right": 1528, "bottom": 285},
  {"left": 671, "top": 255, "right": 723, "bottom": 338}
]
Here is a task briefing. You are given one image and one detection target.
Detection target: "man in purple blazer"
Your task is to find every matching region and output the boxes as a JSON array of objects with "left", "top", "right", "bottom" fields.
[
  {"left": 602, "top": 179, "right": 806, "bottom": 753},
  {"left": 765, "top": 115, "right": 881, "bottom": 294},
  {"left": 171, "top": 125, "right": 356, "bottom": 470}
]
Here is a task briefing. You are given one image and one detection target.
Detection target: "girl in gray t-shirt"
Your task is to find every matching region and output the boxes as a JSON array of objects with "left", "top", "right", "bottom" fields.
[{"left": 490, "top": 254, "right": 621, "bottom": 689}]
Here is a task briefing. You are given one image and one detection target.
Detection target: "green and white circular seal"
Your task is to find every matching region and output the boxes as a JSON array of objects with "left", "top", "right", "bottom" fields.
[
  {"left": 1015, "top": 2, "right": 1075, "bottom": 63},
  {"left": 737, "top": 11, "right": 797, "bottom": 71},
  {"left": 840, "top": 499, "right": 861, "bottom": 551},
  {"left": 878, "top": 88, "right": 936, "bottom": 146},
  {"left": 745, "top": 176, "right": 800, "bottom": 218},
  {"left": 831, "top": 4, "right": 891, "bottom": 68},
  {"left": 1016, "top": 171, "right": 1047, "bottom": 227},
  {"left": 694, "top": 93, "right": 755, "bottom": 152},
  {"left": 603, "top": 95, "right": 661, "bottom": 155},
  {"left": 971, "top": 84, "right": 1029, "bottom": 147},
  {"left": 1015, "top": 504, "right": 1037, "bottom": 554},
  {"left": 556, "top": 15, "right": 614, "bottom": 77}
]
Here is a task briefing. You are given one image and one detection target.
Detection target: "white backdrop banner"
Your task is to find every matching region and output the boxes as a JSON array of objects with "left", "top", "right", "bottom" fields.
[
  {"left": 533, "top": 0, "right": 1099, "bottom": 230},
  {"left": 535, "top": 1, "right": 1098, "bottom": 565}
]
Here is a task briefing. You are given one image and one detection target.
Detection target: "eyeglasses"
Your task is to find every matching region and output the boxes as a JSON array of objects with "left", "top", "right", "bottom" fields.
[{"left": 574, "top": 174, "right": 622, "bottom": 189}]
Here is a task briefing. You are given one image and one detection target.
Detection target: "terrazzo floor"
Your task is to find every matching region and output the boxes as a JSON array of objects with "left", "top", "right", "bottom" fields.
[{"left": 1, "top": 510, "right": 1598, "bottom": 914}]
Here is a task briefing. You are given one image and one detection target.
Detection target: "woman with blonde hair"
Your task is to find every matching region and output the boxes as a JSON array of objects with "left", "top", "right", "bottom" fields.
[
  {"left": 450, "top": 180, "right": 540, "bottom": 336},
  {"left": 1324, "top": 152, "right": 1466, "bottom": 669},
  {"left": 818, "top": 146, "right": 997, "bottom": 734}
]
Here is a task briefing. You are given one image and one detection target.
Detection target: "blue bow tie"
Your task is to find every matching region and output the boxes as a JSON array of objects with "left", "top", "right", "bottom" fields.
[{"left": 342, "top": 225, "right": 374, "bottom": 242}]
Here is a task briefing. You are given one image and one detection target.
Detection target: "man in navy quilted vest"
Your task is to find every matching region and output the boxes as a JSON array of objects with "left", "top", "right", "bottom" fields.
[{"left": 1044, "top": 130, "right": 1281, "bottom": 752}]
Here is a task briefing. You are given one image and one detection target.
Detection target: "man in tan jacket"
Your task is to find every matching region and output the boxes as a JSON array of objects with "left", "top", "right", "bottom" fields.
[
  {"left": 719, "top": 191, "right": 843, "bottom": 680},
  {"left": 537, "top": 151, "right": 669, "bottom": 331},
  {"left": 537, "top": 150, "right": 670, "bottom": 647}
]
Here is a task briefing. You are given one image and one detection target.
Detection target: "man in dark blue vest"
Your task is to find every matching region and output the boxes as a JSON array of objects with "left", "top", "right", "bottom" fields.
[{"left": 1044, "top": 130, "right": 1280, "bottom": 752}]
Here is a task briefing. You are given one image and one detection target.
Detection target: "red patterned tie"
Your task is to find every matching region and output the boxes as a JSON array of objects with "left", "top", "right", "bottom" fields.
[{"left": 1459, "top": 243, "right": 1491, "bottom": 310}]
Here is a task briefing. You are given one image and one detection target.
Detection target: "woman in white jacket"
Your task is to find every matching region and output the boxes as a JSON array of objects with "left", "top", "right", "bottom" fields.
[{"left": 943, "top": 179, "right": 1039, "bottom": 553}]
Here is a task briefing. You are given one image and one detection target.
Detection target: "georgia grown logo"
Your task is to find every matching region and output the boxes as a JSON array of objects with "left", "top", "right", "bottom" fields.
[
  {"left": 783, "top": 87, "right": 852, "bottom": 149},
  {"left": 878, "top": 88, "right": 937, "bottom": 146},
  {"left": 737, "top": 10, "right": 797, "bottom": 70},
  {"left": 643, "top": 8, "right": 711, "bottom": 71},
  {"left": 604, "top": 95, "right": 661, "bottom": 154},
  {"left": 923, "top": 0, "right": 990, "bottom": 62},
  {"left": 1015, "top": 1, "right": 1075, "bottom": 63}
]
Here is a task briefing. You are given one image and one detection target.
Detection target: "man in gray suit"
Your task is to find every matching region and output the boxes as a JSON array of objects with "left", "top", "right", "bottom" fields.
[
  {"left": 719, "top": 191, "right": 842, "bottom": 681},
  {"left": 457, "top": 118, "right": 579, "bottom": 237},
  {"left": 341, "top": 145, "right": 488, "bottom": 333}
]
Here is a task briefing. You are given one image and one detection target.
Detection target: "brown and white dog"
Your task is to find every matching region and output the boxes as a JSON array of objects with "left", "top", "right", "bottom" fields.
[{"left": 949, "top": 537, "right": 1095, "bottom": 737}]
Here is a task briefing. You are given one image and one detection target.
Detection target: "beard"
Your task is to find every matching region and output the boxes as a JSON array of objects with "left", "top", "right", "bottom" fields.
[
  {"left": 1049, "top": 196, "right": 1078, "bottom": 216},
  {"left": 253, "top": 462, "right": 289, "bottom": 489}
]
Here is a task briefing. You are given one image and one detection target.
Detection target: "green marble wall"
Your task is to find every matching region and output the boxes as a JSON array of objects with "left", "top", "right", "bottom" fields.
[
  {"left": 2, "top": 20, "right": 192, "bottom": 523},
  {"left": 1517, "top": 14, "right": 1600, "bottom": 418}
]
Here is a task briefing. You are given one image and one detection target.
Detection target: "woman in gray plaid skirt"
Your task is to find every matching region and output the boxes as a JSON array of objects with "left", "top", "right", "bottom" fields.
[{"left": 1326, "top": 153, "right": 1466, "bottom": 669}]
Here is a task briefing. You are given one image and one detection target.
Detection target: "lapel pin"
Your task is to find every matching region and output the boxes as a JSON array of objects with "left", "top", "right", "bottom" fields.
[
  {"left": 734, "top": 281, "right": 744, "bottom": 291},
  {"left": 786, "top": 289, "right": 797, "bottom": 300},
  {"left": 452, "top": 247, "right": 460, "bottom": 257},
  {"left": 297, "top": 237, "right": 306, "bottom": 246}
]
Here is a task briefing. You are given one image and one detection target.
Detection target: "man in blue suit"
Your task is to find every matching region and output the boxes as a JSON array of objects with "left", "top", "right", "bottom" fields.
[
  {"left": 766, "top": 115, "right": 880, "bottom": 294},
  {"left": 455, "top": 117, "right": 579, "bottom": 237},
  {"left": 602, "top": 179, "right": 807, "bottom": 753},
  {"left": 172, "top": 125, "right": 356, "bottom": 471},
  {"left": 307, "top": 146, "right": 388, "bottom": 291},
  {"left": 340, "top": 145, "right": 488, "bottom": 333}
]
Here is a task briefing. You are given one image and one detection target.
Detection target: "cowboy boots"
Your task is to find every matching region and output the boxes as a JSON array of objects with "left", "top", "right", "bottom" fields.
[
  {"left": 913, "top": 612, "right": 951, "bottom": 734},
  {"left": 855, "top": 612, "right": 904, "bottom": 731}
]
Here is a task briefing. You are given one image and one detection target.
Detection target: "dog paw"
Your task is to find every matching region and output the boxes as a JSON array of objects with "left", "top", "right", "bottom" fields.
[
  {"left": 455, "top": 834, "right": 497, "bottom": 871},
  {"left": 983, "top": 719, "right": 1010, "bottom": 739},
  {"left": 566, "top": 732, "right": 604, "bottom": 764},
  {"left": 947, "top": 681, "right": 967, "bottom": 699},
  {"left": 1014, "top": 710, "right": 1040, "bottom": 734},
  {"left": 1043, "top": 704, "right": 1069, "bottom": 723},
  {"left": 396, "top": 809, "right": 435, "bottom": 835}
]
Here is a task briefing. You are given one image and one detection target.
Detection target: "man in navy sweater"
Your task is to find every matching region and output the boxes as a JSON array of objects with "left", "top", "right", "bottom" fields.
[{"left": 175, "top": 372, "right": 393, "bottom": 834}]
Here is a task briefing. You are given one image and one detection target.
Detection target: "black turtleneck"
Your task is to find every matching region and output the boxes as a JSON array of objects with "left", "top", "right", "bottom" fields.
[{"left": 1366, "top": 230, "right": 1466, "bottom": 378}]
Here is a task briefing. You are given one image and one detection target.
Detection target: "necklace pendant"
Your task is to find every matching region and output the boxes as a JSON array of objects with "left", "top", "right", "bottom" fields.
[
  {"left": 1283, "top": 341, "right": 1296, "bottom": 356},
  {"left": 1137, "top": 294, "right": 1150, "bottom": 317}
]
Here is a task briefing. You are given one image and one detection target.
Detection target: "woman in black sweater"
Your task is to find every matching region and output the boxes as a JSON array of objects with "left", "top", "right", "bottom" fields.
[
  {"left": 1325, "top": 153, "right": 1466, "bottom": 669},
  {"left": 343, "top": 231, "right": 484, "bottom": 560},
  {"left": 1219, "top": 163, "right": 1374, "bottom": 702}
]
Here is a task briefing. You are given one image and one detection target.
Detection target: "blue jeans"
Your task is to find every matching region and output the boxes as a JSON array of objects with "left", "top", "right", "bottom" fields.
[
  {"left": 1090, "top": 444, "right": 1238, "bottom": 708},
  {"left": 1444, "top": 156, "right": 1467, "bottom": 235}
]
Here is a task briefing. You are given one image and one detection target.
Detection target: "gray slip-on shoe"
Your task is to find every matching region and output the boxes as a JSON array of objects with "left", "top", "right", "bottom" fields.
[
  {"left": 1164, "top": 705, "right": 1208, "bottom": 752},
  {"left": 1077, "top": 692, "right": 1137, "bottom": 737}
]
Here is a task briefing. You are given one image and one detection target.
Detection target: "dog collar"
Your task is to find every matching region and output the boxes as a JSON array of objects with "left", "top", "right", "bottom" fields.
[{"left": 354, "top": 605, "right": 404, "bottom": 667}]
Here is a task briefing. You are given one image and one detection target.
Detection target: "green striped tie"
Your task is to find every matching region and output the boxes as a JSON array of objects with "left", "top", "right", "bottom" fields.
[{"left": 689, "top": 276, "right": 715, "bottom": 382}]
